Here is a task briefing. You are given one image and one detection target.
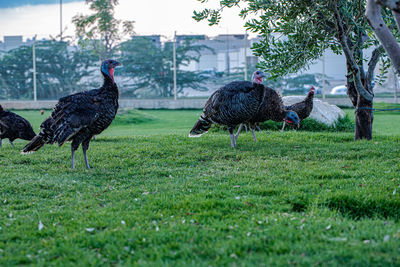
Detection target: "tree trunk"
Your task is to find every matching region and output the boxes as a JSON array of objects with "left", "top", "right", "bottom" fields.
[
  {"left": 354, "top": 96, "right": 373, "bottom": 140},
  {"left": 346, "top": 71, "right": 374, "bottom": 140}
]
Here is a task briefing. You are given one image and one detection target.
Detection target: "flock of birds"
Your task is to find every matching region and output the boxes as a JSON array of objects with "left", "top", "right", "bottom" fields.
[
  {"left": 0, "top": 59, "right": 315, "bottom": 169},
  {"left": 189, "top": 71, "right": 315, "bottom": 147}
]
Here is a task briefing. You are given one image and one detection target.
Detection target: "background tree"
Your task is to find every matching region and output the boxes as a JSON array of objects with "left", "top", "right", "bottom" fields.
[
  {"left": 0, "top": 40, "right": 96, "bottom": 100},
  {"left": 194, "top": 0, "right": 387, "bottom": 140},
  {"left": 34, "top": 40, "right": 97, "bottom": 99},
  {"left": 118, "top": 37, "right": 211, "bottom": 98},
  {"left": 72, "top": 0, "right": 134, "bottom": 59},
  {"left": 0, "top": 45, "right": 33, "bottom": 100}
]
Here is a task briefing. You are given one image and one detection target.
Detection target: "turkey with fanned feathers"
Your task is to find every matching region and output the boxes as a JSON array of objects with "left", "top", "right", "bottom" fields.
[
  {"left": 22, "top": 59, "right": 121, "bottom": 169},
  {"left": 282, "top": 86, "right": 315, "bottom": 131},
  {"left": 189, "top": 71, "right": 299, "bottom": 147},
  {"left": 0, "top": 105, "right": 36, "bottom": 148}
]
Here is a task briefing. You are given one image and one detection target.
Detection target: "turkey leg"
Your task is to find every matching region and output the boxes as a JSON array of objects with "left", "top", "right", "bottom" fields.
[
  {"left": 228, "top": 127, "right": 236, "bottom": 148},
  {"left": 82, "top": 138, "right": 91, "bottom": 169},
  {"left": 250, "top": 126, "right": 257, "bottom": 142},
  {"left": 71, "top": 146, "right": 76, "bottom": 169},
  {"left": 281, "top": 121, "right": 286, "bottom": 131},
  {"left": 235, "top": 124, "right": 244, "bottom": 140}
]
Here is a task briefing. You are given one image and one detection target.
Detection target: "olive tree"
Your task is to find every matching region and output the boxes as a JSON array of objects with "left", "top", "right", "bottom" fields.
[{"left": 194, "top": 0, "right": 386, "bottom": 140}]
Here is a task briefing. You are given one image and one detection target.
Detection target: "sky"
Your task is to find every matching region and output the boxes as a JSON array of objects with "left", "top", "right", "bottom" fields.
[{"left": 0, "top": 0, "right": 251, "bottom": 41}]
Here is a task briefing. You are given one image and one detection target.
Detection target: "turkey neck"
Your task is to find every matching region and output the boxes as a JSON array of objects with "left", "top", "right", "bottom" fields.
[
  {"left": 101, "top": 73, "right": 119, "bottom": 94},
  {"left": 305, "top": 92, "right": 314, "bottom": 103},
  {"left": 276, "top": 107, "right": 288, "bottom": 122}
]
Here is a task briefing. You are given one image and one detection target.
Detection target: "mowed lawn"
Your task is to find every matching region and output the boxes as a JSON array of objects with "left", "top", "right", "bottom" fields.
[{"left": 0, "top": 105, "right": 400, "bottom": 265}]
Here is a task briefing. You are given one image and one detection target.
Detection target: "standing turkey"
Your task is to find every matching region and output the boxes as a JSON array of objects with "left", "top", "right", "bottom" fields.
[
  {"left": 0, "top": 105, "right": 36, "bottom": 147},
  {"left": 22, "top": 59, "right": 121, "bottom": 169},
  {"left": 189, "top": 71, "right": 299, "bottom": 147},
  {"left": 282, "top": 86, "right": 315, "bottom": 131}
]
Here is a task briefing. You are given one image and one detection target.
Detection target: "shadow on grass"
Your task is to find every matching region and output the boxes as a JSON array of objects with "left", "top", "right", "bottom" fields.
[
  {"left": 286, "top": 195, "right": 309, "bottom": 213},
  {"left": 325, "top": 195, "right": 400, "bottom": 220}
]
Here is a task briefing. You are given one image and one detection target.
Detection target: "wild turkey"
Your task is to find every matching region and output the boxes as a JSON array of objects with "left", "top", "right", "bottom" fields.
[
  {"left": 22, "top": 59, "right": 121, "bottom": 169},
  {"left": 235, "top": 85, "right": 300, "bottom": 142},
  {"left": 0, "top": 105, "right": 36, "bottom": 147},
  {"left": 189, "top": 71, "right": 299, "bottom": 147},
  {"left": 282, "top": 86, "right": 315, "bottom": 131}
]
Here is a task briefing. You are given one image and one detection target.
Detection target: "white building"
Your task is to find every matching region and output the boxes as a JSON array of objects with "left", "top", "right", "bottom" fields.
[{"left": 179, "top": 34, "right": 261, "bottom": 74}]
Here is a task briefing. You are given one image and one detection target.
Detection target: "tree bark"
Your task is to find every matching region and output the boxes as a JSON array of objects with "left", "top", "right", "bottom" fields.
[
  {"left": 333, "top": 1, "right": 374, "bottom": 102},
  {"left": 346, "top": 47, "right": 381, "bottom": 140},
  {"left": 366, "top": 0, "right": 400, "bottom": 74},
  {"left": 354, "top": 96, "right": 374, "bottom": 140},
  {"left": 346, "top": 71, "right": 374, "bottom": 140},
  {"left": 332, "top": 0, "right": 375, "bottom": 140}
]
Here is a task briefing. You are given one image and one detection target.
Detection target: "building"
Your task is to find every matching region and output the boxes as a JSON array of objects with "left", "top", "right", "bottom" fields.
[
  {"left": 176, "top": 35, "right": 205, "bottom": 44},
  {"left": 180, "top": 34, "right": 261, "bottom": 74},
  {"left": 1, "top": 35, "right": 35, "bottom": 52},
  {"left": 132, "top": 35, "right": 162, "bottom": 48}
]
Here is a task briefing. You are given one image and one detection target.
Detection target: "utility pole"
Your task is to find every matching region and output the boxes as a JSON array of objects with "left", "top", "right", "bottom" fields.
[
  {"left": 225, "top": 29, "right": 230, "bottom": 76},
  {"left": 32, "top": 35, "right": 37, "bottom": 102},
  {"left": 244, "top": 31, "right": 248, "bottom": 81},
  {"left": 173, "top": 31, "right": 177, "bottom": 100},
  {"left": 322, "top": 53, "right": 326, "bottom": 99},
  {"left": 393, "top": 66, "right": 398, "bottom": 103},
  {"left": 60, "top": 0, "right": 63, "bottom": 41}
]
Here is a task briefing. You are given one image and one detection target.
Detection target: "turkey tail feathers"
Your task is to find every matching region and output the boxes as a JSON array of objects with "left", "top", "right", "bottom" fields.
[
  {"left": 189, "top": 115, "right": 212, "bottom": 137},
  {"left": 22, "top": 134, "right": 45, "bottom": 153},
  {"left": 54, "top": 127, "right": 76, "bottom": 146}
]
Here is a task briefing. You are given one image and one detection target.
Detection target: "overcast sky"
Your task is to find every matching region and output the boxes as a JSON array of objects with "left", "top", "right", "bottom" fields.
[{"left": 0, "top": 0, "right": 251, "bottom": 41}]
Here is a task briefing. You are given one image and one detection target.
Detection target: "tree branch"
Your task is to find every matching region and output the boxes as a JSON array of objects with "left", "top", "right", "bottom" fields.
[
  {"left": 366, "top": 0, "right": 400, "bottom": 75},
  {"left": 333, "top": 1, "right": 374, "bottom": 101},
  {"left": 392, "top": 10, "right": 400, "bottom": 30},
  {"left": 367, "top": 46, "right": 382, "bottom": 83},
  {"left": 355, "top": 30, "right": 368, "bottom": 83}
]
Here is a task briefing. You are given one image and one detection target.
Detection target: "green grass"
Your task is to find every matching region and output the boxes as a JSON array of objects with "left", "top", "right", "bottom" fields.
[{"left": 1, "top": 106, "right": 400, "bottom": 266}]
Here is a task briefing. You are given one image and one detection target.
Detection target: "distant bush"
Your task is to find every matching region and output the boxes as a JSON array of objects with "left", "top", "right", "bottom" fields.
[
  {"left": 210, "top": 115, "right": 354, "bottom": 133},
  {"left": 113, "top": 109, "right": 157, "bottom": 125}
]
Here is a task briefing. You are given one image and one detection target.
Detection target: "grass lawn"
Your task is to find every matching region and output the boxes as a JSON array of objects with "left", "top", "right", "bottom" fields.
[{"left": 1, "top": 104, "right": 400, "bottom": 265}]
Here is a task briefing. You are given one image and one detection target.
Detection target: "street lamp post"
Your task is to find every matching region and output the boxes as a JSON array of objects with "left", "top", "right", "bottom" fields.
[
  {"left": 32, "top": 35, "right": 37, "bottom": 102},
  {"left": 173, "top": 31, "right": 177, "bottom": 100},
  {"left": 244, "top": 31, "right": 248, "bottom": 81},
  {"left": 60, "top": 0, "right": 63, "bottom": 40}
]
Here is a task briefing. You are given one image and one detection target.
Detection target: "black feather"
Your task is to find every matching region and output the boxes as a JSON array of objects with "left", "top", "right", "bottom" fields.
[
  {"left": 22, "top": 60, "right": 120, "bottom": 161},
  {"left": 0, "top": 105, "right": 36, "bottom": 144},
  {"left": 284, "top": 88, "right": 315, "bottom": 121},
  {"left": 190, "top": 80, "right": 265, "bottom": 138}
]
